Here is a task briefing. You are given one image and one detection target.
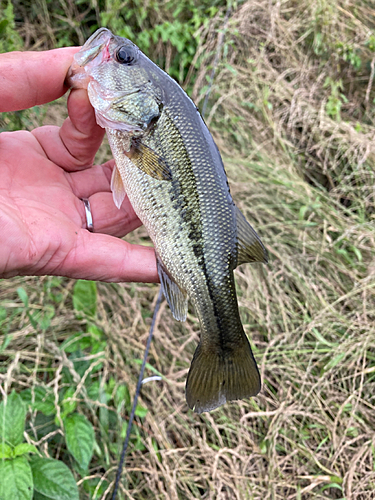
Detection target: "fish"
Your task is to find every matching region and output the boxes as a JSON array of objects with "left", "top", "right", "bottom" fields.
[{"left": 67, "top": 28, "right": 268, "bottom": 413}]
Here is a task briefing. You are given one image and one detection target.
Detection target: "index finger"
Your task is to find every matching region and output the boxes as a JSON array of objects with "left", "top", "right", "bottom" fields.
[{"left": 0, "top": 47, "right": 79, "bottom": 112}]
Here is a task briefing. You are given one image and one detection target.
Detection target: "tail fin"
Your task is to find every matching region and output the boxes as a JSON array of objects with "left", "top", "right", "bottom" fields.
[{"left": 185, "top": 337, "right": 261, "bottom": 414}]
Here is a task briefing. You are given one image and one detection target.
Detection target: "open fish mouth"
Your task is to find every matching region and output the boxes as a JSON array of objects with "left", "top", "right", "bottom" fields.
[
  {"left": 66, "top": 29, "right": 113, "bottom": 89},
  {"left": 74, "top": 28, "right": 113, "bottom": 68}
]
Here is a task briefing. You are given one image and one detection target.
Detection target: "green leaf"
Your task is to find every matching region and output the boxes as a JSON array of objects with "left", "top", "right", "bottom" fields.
[
  {"left": 351, "top": 245, "right": 362, "bottom": 262},
  {"left": 20, "top": 386, "right": 55, "bottom": 416},
  {"left": 13, "top": 443, "right": 38, "bottom": 457},
  {"left": 133, "top": 360, "right": 163, "bottom": 377},
  {"left": 73, "top": 280, "right": 97, "bottom": 318},
  {"left": 320, "top": 482, "right": 343, "bottom": 492},
  {"left": 0, "top": 456, "right": 33, "bottom": 500},
  {"left": 64, "top": 413, "right": 94, "bottom": 470},
  {"left": 59, "top": 387, "right": 77, "bottom": 420},
  {"left": 60, "top": 327, "right": 105, "bottom": 355},
  {"left": 0, "top": 19, "right": 9, "bottom": 35},
  {"left": 0, "top": 442, "right": 12, "bottom": 458},
  {"left": 38, "top": 305, "right": 55, "bottom": 330},
  {"left": 135, "top": 404, "right": 148, "bottom": 418},
  {"left": 33, "top": 492, "right": 52, "bottom": 500},
  {"left": 324, "top": 352, "right": 346, "bottom": 371},
  {"left": 81, "top": 477, "right": 110, "bottom": 499},
  {"left": 0, "top": 333, "right": 13, "bottom": 353},
  {"left": 311, "top": 327, "right": 333, "bottom": 347},
  {"left": 17, "top": 287, "right": 28, "bottom": 307},
  {"left": 114, "top": 384, "right": 131, "bottom": 411},
  {"left": 0, "top": 390, "right": 26, "bottom": 446},
  {"left": 29, "top": 456, "right": 79, "bottom": 500},
  {"left": 329, "top": 475, "right": 343, "bottom": 484}
]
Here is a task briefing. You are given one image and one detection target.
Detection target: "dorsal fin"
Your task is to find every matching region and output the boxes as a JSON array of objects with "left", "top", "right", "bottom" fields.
[{"left": 235, "top": 207, "right": 268, "bottom": 267}]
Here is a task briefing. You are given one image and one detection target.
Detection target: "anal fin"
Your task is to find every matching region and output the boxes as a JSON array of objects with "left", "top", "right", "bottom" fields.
[{"left": 157, "top": 257, "right": 188, "bottom": 322}]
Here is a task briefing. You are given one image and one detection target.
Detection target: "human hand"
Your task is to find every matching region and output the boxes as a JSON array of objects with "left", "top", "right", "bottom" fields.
[{"left": 0, "top": 48, "right": 158, "bottom": 282}]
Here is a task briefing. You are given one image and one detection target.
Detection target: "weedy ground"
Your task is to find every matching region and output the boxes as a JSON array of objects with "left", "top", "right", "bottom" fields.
[{"left": 1, "top": 0, "right": 375, "bottom": 498}]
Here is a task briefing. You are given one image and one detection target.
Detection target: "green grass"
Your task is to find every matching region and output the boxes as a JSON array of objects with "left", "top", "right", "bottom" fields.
[{"left": 1, "top": 0, "right": 375, "bottom": 498}]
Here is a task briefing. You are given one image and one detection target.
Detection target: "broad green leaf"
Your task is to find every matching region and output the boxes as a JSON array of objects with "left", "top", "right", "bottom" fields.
[
  {"left": 0, "top": 456, "right": 33, "bottom": 500},
  {"left": 0, "top": 442, "right": 12, "bottom": 458},
  {"left": 29, "top": 456, "right": 79, "bottom": 500},
  {"left": 0, "top": 390, "right": 26, "bottom": 446},
  {"left": 20, "top": 386, "right": 55, "bottom": 416},
  {"left": 73, "top": 280, "right": 97, "bottom": 318},
  {"left": 13, "top": 443, "right": 38, "bottom": 457},
  {"left": 33, "top": 493, "right": 51, "bottom": 500},
  {"left": 64, "top": 413, "right": 94, "bottom": 470}
]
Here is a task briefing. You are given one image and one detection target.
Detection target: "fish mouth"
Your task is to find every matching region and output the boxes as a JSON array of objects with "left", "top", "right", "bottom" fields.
[
  {"left": 66, "top": 28, "right": 113, "bottom": 89},
  {"left": 66, "top": 28, "right": 149, "bottom": 133},
  {"left": 75, "top": 28, "right": 113, "bottom": 68}
]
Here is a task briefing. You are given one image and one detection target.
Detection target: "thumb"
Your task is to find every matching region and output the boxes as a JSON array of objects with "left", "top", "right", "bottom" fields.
[{"left": 58, "top": 88, "right": 105, "bottom": 170}]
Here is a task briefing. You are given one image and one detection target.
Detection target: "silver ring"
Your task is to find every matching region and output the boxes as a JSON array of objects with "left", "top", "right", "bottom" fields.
[{"left": 81, "top": 198, "right": 94, "bottom": 232}]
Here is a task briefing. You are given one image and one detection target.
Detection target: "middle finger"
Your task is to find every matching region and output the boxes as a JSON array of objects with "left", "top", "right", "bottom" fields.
[{"left": 66, "top": 161, "right": 114, "bottom": 198}]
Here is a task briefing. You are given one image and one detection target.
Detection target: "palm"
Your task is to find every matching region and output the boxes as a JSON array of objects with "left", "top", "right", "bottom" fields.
[{"left": 0, "top": 81, "right": 157, "bottom": 282}]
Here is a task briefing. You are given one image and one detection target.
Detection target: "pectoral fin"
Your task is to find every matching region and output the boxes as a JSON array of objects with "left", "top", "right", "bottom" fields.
[
  {"left": 235, "top": 207, "right": 268, "bottom": 266},
  {"left": 157, "top": 257, "right": 188, "bottom": 322},
  {"left": 128, "top": 142, "right": 172, "bottom": 181},
  {"left": 110, "top": 165, "right": 126, "bottom": 209}
]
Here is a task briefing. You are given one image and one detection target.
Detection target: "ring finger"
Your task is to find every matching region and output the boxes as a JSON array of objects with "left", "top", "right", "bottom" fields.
[{"left": 76, "top": 192, "right": 142, "bottom": 237}]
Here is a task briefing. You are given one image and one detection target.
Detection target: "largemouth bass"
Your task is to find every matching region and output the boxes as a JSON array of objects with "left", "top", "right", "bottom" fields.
[{"left": 68, "top": 28, "right": 268, "bottom": 413}]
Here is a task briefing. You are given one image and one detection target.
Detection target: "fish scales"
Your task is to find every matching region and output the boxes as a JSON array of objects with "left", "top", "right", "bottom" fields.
[
  {"left": 67, "top": 28, "right": 268, "bottom": 413},
  {"left": 109, "top": 110, "right": 239, "bottom": 339}
]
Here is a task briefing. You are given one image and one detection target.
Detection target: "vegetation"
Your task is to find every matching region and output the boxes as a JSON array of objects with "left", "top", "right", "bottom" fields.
[{"left": 1, "top": 0, "right": 375, "bottom": 498}]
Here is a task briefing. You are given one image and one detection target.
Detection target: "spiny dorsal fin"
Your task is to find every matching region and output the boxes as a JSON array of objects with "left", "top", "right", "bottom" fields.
[
  {"left": 236, "top": 207, "right": 268, "bottom": 267},
  {"left": 128, "top": 142, "right": 172, "bottom": 181},
  {"left": 110, "top": 165, "right": 126, "bottom": 209},
  {"left": 157, "top": 257, "right": 188, "bottom": 322}
]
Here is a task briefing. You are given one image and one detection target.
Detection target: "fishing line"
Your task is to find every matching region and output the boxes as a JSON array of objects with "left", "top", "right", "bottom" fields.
[
  {"left": 112, "top": 5, "right": 231, "bottom": 497},
  {"left": 111, "top": 287, "right": 163, "bottom": 500}
]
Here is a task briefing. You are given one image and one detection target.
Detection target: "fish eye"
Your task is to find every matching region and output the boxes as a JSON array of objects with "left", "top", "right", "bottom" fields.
[{"left": 115, "top": 46, "right": 136, "bottom": 65}]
